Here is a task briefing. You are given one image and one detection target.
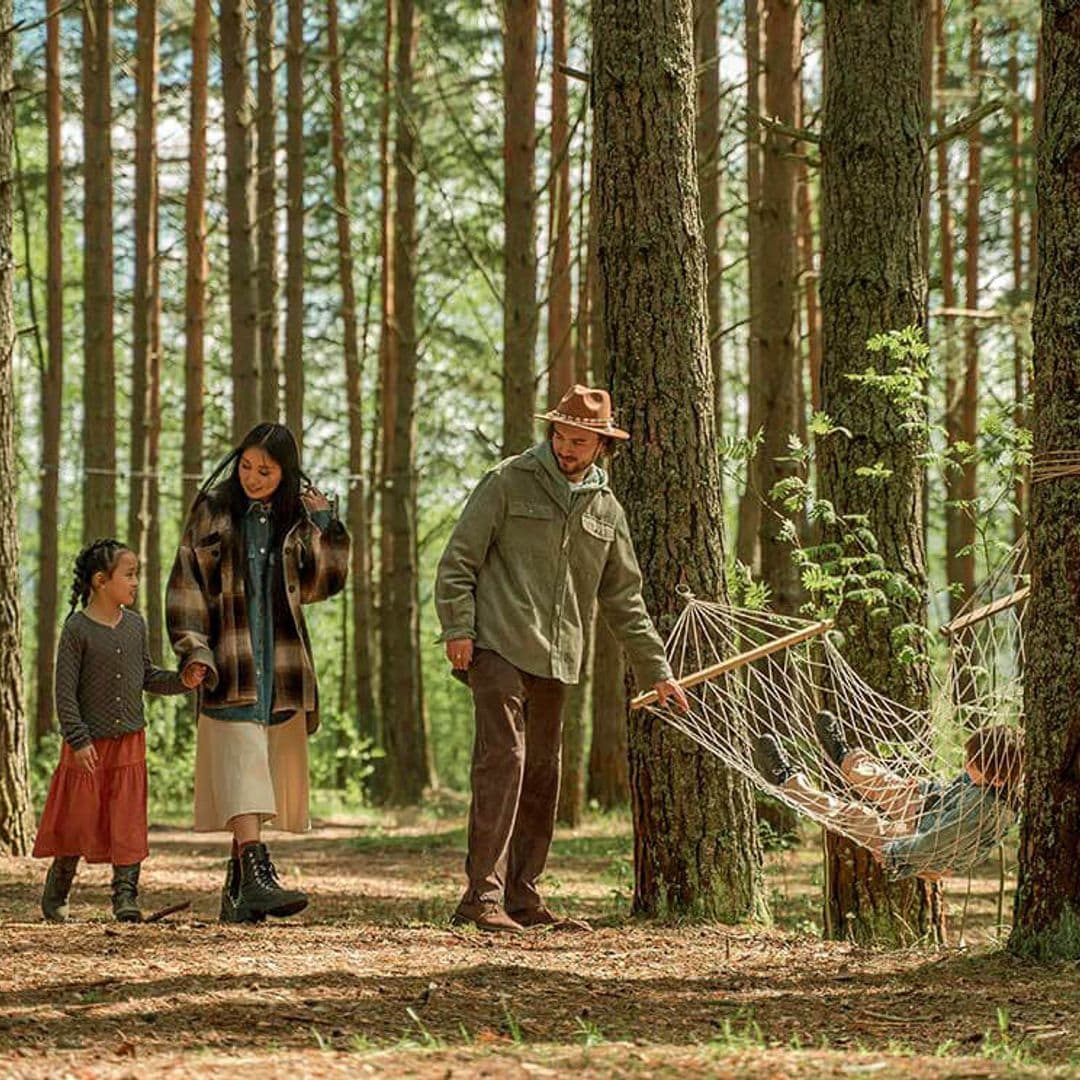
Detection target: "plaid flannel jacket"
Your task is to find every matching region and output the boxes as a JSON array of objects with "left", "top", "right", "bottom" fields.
[{"left": 166, "top": 495, "right": 350, "bottom": 734}]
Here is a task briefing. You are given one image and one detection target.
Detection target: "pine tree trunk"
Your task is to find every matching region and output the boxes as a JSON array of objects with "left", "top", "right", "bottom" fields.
[
  {"left": 373, "top": 0, "right": 397, "bottom": 787},
  {"left": 328, "top": 0, "right": 377, "bottom": 738},
  {"left": 37, "top": 0, "right": 64, "bottom": 738},
  {"left": 588, "top": 617, "right": 629, "bottom": 808},
  {"left": 1009, "top": 0, "right": 1080, "bottom": 962},
  {"left": 129, "top": 0, "right": 163, "bottom": 660},
  {"left": 256, "top": 0, "right": 280, "bottom": 424},
  {"left": 556, "top": 619, "right": 590, "bottom": 827},
  {"left": 695, "top": 0, "right": 723, "bottom": 495},
  {"left": 757, "top": 0, "right": 802, "bottom": 614},
  {"left": 1008, "top": 24, "right": 1027, "bottom": 547},
  {"left": 82, "top": 0, "right": 116, "bottom": 540},
  {"left": 736, "top": 0, "right": 764, "bottom": 572},
  {"left": 818, "top": 0, "right": 939, "bottom": 945},
  {"left": 936, "top": 0, "right": 959, "bottom": 595},
  {"left": 220, "top": 0, "right": 259, "bottom": 440},
  {"left": 284, "top": 0, "right": 305, "bottom": 445},
  {"left": 1030, "top": 34, "right": 1042, "bottom": 287},
  {"left": 381, "top": 0, "right": 432, "bottom": 804},
  {"left": 183, "top": 0, "right": 210, "bottom": 518},
  {"left": 547, "top": 0, "right": 573, "bottom": 404},
  {"left": 0, "top": 0, "right": 33, "bottom": 852},
  {"left": 949, "top": 0, "right": 981, "bottom": 618},
  {"left": 502, "top": 0, "right": 538, "bottom": 455},
  {"left": 797, "top": 161, "right": 821, "bottom": 414},
  {"left": 594, "top": 0, "right": 766, "bottom": 922},
  {"left": 573, "top": 110, "right": 592, "bottom": 384}
]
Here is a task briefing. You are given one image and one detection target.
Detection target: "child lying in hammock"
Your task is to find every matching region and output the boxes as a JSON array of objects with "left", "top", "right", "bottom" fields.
[{"left": 752, "top": 713, "right": 1023, "bottom": 881}]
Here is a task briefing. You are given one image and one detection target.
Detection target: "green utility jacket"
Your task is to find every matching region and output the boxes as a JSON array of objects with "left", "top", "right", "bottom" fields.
[{"left": 435, "top": 441, "right": 672, "bottom": 687}]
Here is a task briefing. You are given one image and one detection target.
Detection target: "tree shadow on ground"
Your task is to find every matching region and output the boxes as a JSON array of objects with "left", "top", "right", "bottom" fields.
[{"left": 0, "top": 950, "right": 1076, "bottom": 1064}]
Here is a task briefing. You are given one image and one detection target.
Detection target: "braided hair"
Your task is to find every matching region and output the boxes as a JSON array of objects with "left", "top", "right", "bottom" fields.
[{"left": 67, "top": 538, "right": 132, "bottom": 620}]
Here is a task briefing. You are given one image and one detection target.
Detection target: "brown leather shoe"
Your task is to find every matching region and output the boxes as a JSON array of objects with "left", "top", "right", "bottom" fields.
[
  {"left": 451, "top": 900, "right": 525, "bottom": 934},
  {"left": 509, "top": 905, "right": 592, "bottom": 931}
]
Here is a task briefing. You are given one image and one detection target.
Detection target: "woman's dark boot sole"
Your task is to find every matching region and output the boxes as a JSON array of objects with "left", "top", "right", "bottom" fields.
[{"left": 263, "top": 896, "right": 308, "bottom": 918}]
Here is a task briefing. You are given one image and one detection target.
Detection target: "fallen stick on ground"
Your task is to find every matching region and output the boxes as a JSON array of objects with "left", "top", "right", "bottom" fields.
[{"left": 144, "top": 900, "right": 192, "bottom": 923}]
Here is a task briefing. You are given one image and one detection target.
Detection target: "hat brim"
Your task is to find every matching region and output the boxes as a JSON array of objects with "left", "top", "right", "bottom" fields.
[{"left": 536, "top": 412, "right": 631, "bottom": 440}]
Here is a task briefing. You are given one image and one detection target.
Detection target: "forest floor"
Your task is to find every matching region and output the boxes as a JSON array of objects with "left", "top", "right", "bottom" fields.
[{"left": 1, "top": 805, "right": 1077, "bottom": 1078}]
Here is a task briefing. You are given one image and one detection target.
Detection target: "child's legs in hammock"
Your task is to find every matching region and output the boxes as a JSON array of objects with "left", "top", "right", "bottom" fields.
[
  {"left": 781, "top": 772, "right": 906, "bottom": 850},
  {"left": 840, "top": 750, "right": 923, "bottom": 830}
]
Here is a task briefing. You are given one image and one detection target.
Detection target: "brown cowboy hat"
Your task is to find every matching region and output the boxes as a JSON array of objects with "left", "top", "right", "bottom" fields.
[{"left": 536, "top": 384, "right": 630, "bottom": 441}]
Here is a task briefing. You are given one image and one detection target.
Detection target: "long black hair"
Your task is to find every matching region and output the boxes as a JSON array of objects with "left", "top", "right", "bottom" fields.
[
  {"left": 194, "top": 423, "right": 310, "bottom": 550},
  {"left": 67, "top": 538, "right": 133, "bottom": 620}
]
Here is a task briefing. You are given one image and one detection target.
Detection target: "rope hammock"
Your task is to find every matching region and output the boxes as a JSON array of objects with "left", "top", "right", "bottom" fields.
[{"left": 632, "top": 541, "right": 1027, "bottom": 878}]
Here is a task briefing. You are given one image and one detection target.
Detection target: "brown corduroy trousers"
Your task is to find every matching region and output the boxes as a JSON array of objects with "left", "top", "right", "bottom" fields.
[{"left": 463, "top": 649, "right": 567, "bottom": 910}]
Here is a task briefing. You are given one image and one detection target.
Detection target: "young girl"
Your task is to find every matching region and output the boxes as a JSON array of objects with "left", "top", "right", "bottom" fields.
[
  {"left": 34, "top": 539, "right": 206, "bottom": 922},
  {"left": 167, "top": 423, "right": 349, "bottom": 924}
]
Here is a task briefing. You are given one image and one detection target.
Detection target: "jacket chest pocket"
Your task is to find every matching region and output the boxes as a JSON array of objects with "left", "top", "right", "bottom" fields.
[
  {"left": 193, "top": 534, "right": 223, "bottom": 597},
  {"left": 577, "top": 512, "right": 616, "bottom": 574},
  {"left": 503, "top": 499, "right": 557, "bottom": 563}
]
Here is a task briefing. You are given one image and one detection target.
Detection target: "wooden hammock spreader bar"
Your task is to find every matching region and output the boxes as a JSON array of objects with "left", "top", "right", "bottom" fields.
[
  {"left": 940, "top": 586, "right": 1029, "bottom": 638},
  {"left": 630, "top": 618, "right": 834, "bottom": 711}
]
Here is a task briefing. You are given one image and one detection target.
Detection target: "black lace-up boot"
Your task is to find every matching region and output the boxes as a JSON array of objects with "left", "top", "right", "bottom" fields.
[
  {"left": 238, "top": 843, "right": 308, "bottom": 919},
  {"left": 220, "top": 855, "right": 266, "bottom": 924}
]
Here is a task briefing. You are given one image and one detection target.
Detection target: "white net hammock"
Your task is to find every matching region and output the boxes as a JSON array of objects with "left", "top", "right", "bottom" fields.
[{"left": 633, "top": 543, "right": 1027, "bottom": 878}]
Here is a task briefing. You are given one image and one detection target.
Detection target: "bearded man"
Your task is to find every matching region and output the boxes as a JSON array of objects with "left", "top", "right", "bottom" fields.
[{"left": 436, "top": 385, "right": 688, "bottom": 932}]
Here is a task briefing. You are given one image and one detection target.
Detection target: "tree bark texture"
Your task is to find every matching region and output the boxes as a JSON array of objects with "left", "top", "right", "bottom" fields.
[
  {"left": 594, "top": 0, "right": 766, "bottom": 922},
  {"left": 284, "top": 0, "right": 305, "bottom": 445},
  {"left": 183, "top": 0, "right": 210, "bottom": 519},
  {"left": 694, "top": 0, "right": 723, "bottom": 497},
  {"left": 1008, "top": 23, "right": 1027, "bottom": 547},
  {"left": 0, "top": 0, "right": 33, "bottom": 852},
  {"left": 380, "top": 0, "right": 433, "bottom": 804},
  {"left": 129, "top": 0, "right": 163, "bottom": 660},
  {"left": 81, "top": 0, "right": 116, "bottom": 541},
  {"left": 573, "top": 109, "right": 592, "bottom": 384},
  {"left": 1009, "top": 0, "right": 1080, "bottom": 962},
  {"left": 757, "top": 0, "right": 802, "bottom": 614},
  {"left": 936, "top": 0, "right": 960, "bottom": 614},
  {"left": 502, "top": 0, "right": 538, "bottom": 455},
  {"left": 375, "top": 0, "right": 397, "bottom": 773},
  {"left": 819, "top": 0, "right": 938, "bottom": 945},
  {"left": 220, "top": 0, "right": 260, "bottom": 441},
  {"left": 736, "top": 0, "right": 764, "bottom": 573},
  {"left": 547, "top": 0, "right": 573, "bottom": 405},
  {"left": 37, "top": 0, "right": 64, "bottom": 736},
  {"left": 256, "top": 0, "right": 280, "bottom": 424},
  {"left": 556, "top": 640, "right": 589, "bottom": 827},
  {"left": 588, "top": 616, "right": 629, "bottom": 808},
  {"left": 327, "top": 0, "right": 377, "bottom": 738},
  {"left": 949, "top": 0, "right": 982, "bottom": 618}
]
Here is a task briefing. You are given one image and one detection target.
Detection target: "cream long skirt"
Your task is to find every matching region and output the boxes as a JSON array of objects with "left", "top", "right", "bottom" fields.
[{"left": 193, "top": 712, "right": 310, "bottom": 833}]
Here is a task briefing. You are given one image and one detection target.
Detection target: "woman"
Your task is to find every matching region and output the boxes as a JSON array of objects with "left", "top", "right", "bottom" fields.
[{"left": 167, "top": 423, "right": 350, "bottom": 922}]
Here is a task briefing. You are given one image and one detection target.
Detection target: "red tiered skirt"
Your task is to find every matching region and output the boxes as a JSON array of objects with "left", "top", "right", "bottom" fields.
[{"left": 33, "top": 730, "right": 149, "bottom": 865}]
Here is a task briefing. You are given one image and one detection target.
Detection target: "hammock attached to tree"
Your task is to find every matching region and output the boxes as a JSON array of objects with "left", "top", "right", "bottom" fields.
[{"left": 631, "top": 543, "right": 1027, "bottom": 877}]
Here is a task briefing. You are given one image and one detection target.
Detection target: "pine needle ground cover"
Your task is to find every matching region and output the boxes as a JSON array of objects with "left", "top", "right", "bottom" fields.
[{"left": 1, "top": 814, "right": 1076, "bottom": 1077}]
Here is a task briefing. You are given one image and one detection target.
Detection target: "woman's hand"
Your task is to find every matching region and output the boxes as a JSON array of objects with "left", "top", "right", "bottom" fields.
[
  {"left": 73, "top": 744, "right": 99, "bottom": 773},
  {"left": 181, "top": 662, "right": 209, "bottom": 690},
  {"left": 301, "top": 487, "right": 331, "bottom": 514}
]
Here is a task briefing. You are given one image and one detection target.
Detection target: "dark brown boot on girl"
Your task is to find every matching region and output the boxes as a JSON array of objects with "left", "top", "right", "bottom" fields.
[
  {"left": 41, "top": 856, "right": 79, "bottom": 922},
  {"left": 111, "top": 863, "right": 143, "bottom": 922}
]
